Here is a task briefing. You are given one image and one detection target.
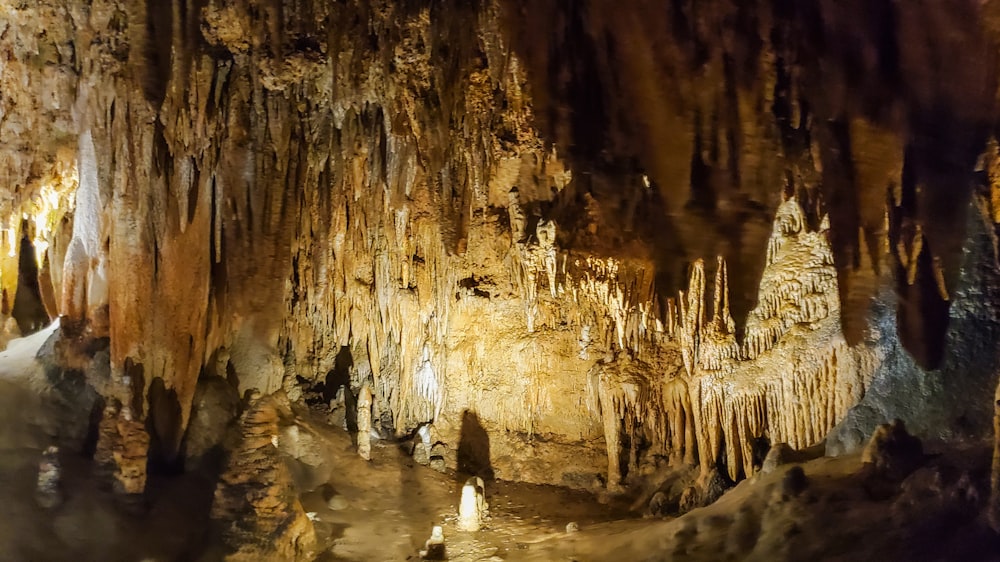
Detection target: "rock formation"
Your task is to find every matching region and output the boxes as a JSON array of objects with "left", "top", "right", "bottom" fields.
[
  {"left": 419, "top": 525, "right": 446, "bottom": 560},
  {"left": 35, "top": 446, "right": 62, "bottom": 509},
  {"left": 457, "top": 476, "right": 489, "bottom": 532},
  {"left": 356, "top": 384, "right": 373, "bottom": 461},
  {"left": 211, "top": 394, "right": 315, "bottom": 561},
  {"left": 2, "top": 0, "right": 1000, "bottom": 557}
]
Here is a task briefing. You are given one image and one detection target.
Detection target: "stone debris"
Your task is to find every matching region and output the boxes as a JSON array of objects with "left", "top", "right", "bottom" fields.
[{"left": 862, "top": 419, "right": 924, "bottom": 481}]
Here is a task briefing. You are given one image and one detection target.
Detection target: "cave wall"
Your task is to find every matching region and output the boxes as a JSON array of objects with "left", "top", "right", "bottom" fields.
[{"left": 2, "top": 0, "right": 1000, "bottom": 492}]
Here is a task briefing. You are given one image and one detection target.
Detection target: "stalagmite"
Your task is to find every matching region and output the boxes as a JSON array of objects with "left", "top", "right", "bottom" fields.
[
  {"left": 112, "top": 406, "right": 150, "bottom": 497},
  {"left": 211, "top": 394, "right": 316, "bottom": 561},
  {"left": 457, "top": 476, "right": 488, "bottom": 532},
  {"left": 420, "top": 526, "right": 446, "bottom": 560},
  {"left": 35, "top": 446, "right": 62, "bottom": 509},
  {"left": 357, "top": 384, "right": 373, "bottom": 461}
]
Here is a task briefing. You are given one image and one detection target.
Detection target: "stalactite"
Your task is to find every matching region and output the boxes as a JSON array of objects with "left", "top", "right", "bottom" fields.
[
  {"left": 584, "top": 196, "right": 879, "bottom": 484},
  {"left": 7, "top": 0, "right": 983, "bottom": 501}
]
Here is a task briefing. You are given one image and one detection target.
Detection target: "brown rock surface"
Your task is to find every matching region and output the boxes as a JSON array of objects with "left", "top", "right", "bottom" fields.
[{"left": 211, "top": 393, "right": 316, "bottom": 561}]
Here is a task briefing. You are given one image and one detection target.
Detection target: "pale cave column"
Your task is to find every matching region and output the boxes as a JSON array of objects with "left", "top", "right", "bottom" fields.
[
  {"left": 86, "top": 253, "right": 109, "bottom": 334},
  {"left": 507, "top": 188, "right": 526, "bottom": 243},
  {"left": 599, "top": 384, "right": 624, "bottom": 491},
  {"left": 60, "top": 129, "right": 106, "bottom": 327},
  {"left": 537, "top": 219, "right": 558, "bottom": 298},
  {"left": 357, "top": 384, "right": 373, "bottom": 461},
  {"left": 457, "top": 476, "right": 488, "bottom": 532},
  {"left": 59, "top": 238, "right": 89, "bottom": 325}
]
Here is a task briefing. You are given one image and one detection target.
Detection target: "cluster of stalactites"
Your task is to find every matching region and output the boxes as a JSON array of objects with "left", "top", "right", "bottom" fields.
[
  {"left": 510, "top": 208, "right": 662, "bottom": 356},
  {"left": 589, "top": 196, "right": 869, "bottom": 483},
  {"left": 588, "top": 358, "right": 697, "bottom": 486},
  {"left": 690, "top": 337, "right": 866, "bottom": 481}
]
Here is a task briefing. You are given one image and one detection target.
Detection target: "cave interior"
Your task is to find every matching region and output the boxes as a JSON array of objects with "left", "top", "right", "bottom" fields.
[{"left": 2, "top": 0, "right": 1000, "bottom": 560}]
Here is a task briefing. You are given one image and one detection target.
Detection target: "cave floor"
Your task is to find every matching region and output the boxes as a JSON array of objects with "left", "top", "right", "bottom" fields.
[
  {"left": 1, "top": 325, "right": 998, "bottom": 561},
  {"left": 281, "top": 407, "right": 637, "bottom": 561},
  {"left": 0, "top": 354, "right": 638, "bottom": 562},
  {"left": 518, "top": 444, "right": 1000, "bottom": 562}
]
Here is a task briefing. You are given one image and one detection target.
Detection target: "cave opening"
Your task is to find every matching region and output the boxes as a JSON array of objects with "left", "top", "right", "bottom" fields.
[{"left": 11, "top": 227, "right": 49, "bottom": 335}]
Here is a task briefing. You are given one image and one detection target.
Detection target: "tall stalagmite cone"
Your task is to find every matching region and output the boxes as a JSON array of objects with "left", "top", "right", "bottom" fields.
[
  {"left": 357, "top": 384, "right": 373, "bottom": 461},
  {"left": 112, "top": 405, "right": 150, "bottom": 497},
  {"left": 211, "top": 394, "right": 316, "bottom": 561}
]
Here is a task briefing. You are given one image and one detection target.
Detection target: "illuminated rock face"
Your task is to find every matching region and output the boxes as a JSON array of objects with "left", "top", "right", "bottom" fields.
[
  {"left": 587, "top": 197, "right": 879, "bottom": 484},
  {"left": 2, "top": 0, "right": 1000, "bottom": 515}
]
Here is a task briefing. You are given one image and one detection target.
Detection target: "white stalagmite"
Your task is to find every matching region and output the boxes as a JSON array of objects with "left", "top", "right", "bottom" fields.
[
  {"left": 357, "top": 384, "right": 373, "bottom": 461},
  {"left": 457, "top": 476, "right": 488, "bottom": 532}
]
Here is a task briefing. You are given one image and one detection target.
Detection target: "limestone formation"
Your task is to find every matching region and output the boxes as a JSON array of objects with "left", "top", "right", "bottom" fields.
[
  {"left": 419, "top": 525, "right": 446, "bottom": 560},
  {"left": 861, "top": 420, "right": 924, "bottom": 482},
  {"left": 211, "top": 394, "right": 315, "bottom": 561},
  {"left": 357, "top": 384, "right": 373, "bottom": 461},
  {"left": 761, "top": 443, "right": 796, "bottom": 476},
  {"left": 413, "top": 424, "right": 433, "bottom": 466},
  {"left": 2, "top": 1, "right": 1000, "bottom": 558},
  {"left": 93, "top": 400, "right": 122, "bottom": 480},
  {"left": 111, "top": 406, "right": 150, "bottom": 497},
  {"left": 0, "top": 0, "right": 989, "bottom": 507},
  {"left": 507, "top": 188, "right": 527, "bottom": 243},
  {"left": 184, "top": 377, "right": 241, "bottom": 465},
  {"left": 778, "top": 466, "right": 809, "bottom": 500},
  {"left": 457, "top": 476, "right": 489, "bottom": 532},
  {"left": 35, "top": 446, "right": 62, "bottom": 509},
  {"left": 648, "top": 492, "right": 669, "bottom": 517}
]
